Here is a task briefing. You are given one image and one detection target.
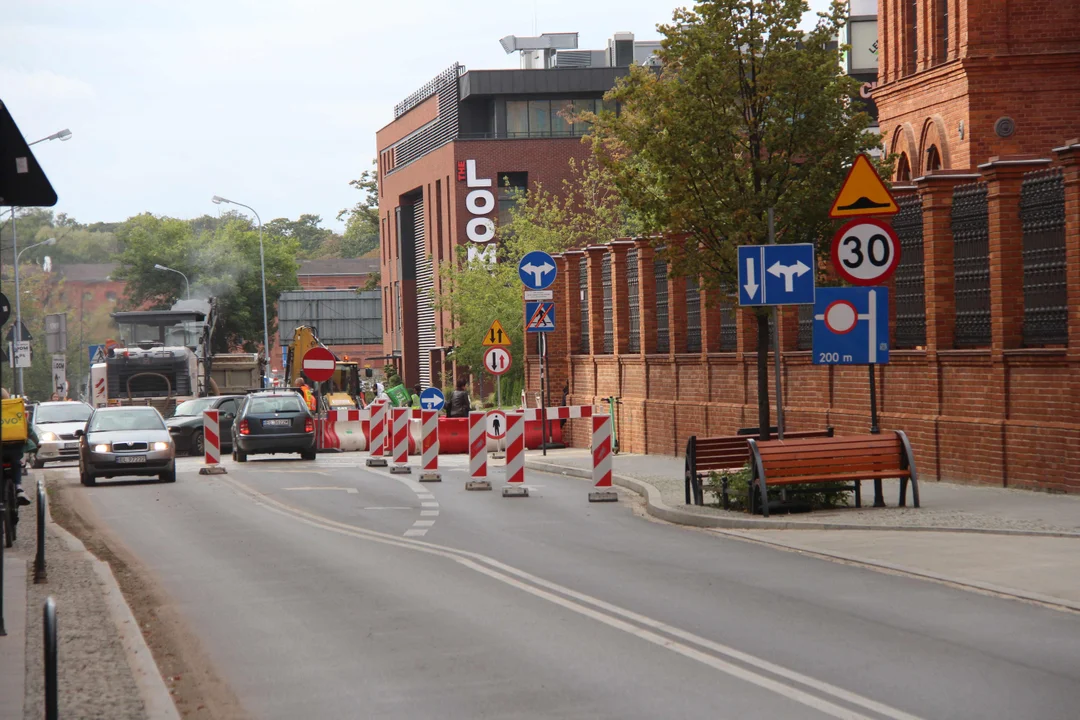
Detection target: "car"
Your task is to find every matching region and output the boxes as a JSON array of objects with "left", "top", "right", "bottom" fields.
[
  {"left": 30, "top": 401, "right": 94, "bottom": 468},
  {"left": 165, "top": 395, "right": 242, "bottom": 456},
  {"left": 231, "top": 391, "right": 316, "bottom": 462},
  {"left": 76, "top": 406, "right": 176, "bottom": 486}
]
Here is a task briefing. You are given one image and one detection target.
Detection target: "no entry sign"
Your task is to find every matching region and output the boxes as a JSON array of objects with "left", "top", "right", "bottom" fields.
[{"left": 301, "top": 347, "right": 336, "bottom": 382}]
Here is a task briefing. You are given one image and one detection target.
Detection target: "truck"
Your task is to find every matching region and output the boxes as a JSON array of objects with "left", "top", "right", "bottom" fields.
[{"left": 283, "top": 326, "right": 362, "bottom": 410}]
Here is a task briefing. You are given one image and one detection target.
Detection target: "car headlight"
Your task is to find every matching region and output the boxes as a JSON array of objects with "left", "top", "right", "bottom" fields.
[
  {"left": 152, "top": 441, "right": 170, "bottom": 451},
  {"left": 93, "top": 444, "right": 110, "bottom": 453},
  {"left": 40, "top": 431, "right": 59, "bottom": 442}
]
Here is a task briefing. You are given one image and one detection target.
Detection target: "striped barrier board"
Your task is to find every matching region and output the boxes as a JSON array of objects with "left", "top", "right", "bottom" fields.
[
  {"left": 199, "top": 410, "right": 226, "bottom": 475},
  {"left": 420, "top": 410, "right": 440, "bottom": 482},
  {"left": 390, "top": 407, "right": 410, "bottom": 474},
  {"left": 520, "top": 405, "right": 594, "bottom": 421},
  {"left": 366, "top": 402, "right": 388, "bottom": 467},
  {"left": 589, "top": 414, "right": 617, "bottom": 502},
  {"left": 466, "top": 411, "right": 491, "bottom": 490},
  {"left": 501, "top": 412, "right": 527, "bottom": 497}
]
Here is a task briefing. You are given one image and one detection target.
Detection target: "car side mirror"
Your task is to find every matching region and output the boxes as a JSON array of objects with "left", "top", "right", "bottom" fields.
[{"left": 73, "top": 429, "right": 84, "bottom": 438}]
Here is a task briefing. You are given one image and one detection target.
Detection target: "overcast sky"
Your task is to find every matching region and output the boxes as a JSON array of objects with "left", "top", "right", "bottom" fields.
[{"left": 4, "top": 0, "right": 834, "bottom": 231}]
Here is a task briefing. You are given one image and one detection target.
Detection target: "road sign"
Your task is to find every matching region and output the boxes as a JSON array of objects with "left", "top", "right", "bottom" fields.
[
  {"left": 13, "top": 340, "right": 30, "bottom": 368},
  {"left": 518, "top": 251, "right": 557, "bottom": 290},
  {"left": 45, "top": 312, "right": 67, "bottom": 353},
  {"left": 487, "top": 409, "right": 507, "bottom": 440},
  {"left": 738, "top": 244, "right": 816, "bottom": 306},
  {"left": 482, "top": 319, "right": 511, "bottom": 346},
  {"left": 831, "top": 218, "right": 901, "bottom": 286},
  {"left": 812, "top": 287, "right": 889, "bottom": 365},
  {"left": 525, "top": 301, "right": 556, "bottom": 332},
  {"left": 52, "top": 354, "right": 66, "bottom": 394},
  {"left": 301, "top": 346, "right": 336, "bottom": 382},
  {"left": 0, "top": 292, "right": 10, "bottom": 326},
  {"left": 5, "top": 321, "right": 32, "bottom": 343},
  {"left": 88, "top": 344, "right": 106, "bottom": 364},
  {"left": 829, "top": 154, "right": 899, "bottom": 218},
  {"left": 483, "top": 346, "right": 512, "bottom": 375},
  {"left": 420, "top": 387, "right": 445, "bottom": 411},
  {"left": 523, "top": 290, "right": 553, "bottom": 301}
]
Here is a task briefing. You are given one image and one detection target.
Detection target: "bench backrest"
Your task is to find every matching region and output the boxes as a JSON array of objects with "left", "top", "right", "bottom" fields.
[
  {"left": 755, "top": 432, "right": 905, "bottom": 480},
  {"left": 691, "top": 428, "right": 834, "bottom": 472}
]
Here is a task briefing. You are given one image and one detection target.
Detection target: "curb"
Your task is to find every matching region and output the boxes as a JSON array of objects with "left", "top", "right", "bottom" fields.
[{"left": 523, "top": 459, "right": 1080, "bottom": 538}]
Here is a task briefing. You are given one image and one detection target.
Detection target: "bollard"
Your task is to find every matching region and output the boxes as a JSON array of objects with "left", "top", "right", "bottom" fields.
[
  {"left": 419, "top": 410, "right": 441, "bottom": 482},
  {"left": 34, "top": 479, "right": 46, "bottom": 583},
  {"left": 501, "top": 413, "right": 527, "bottom": 497},
  {"left": 199, "top": 410, "right": 227, "bottom": 476},
  {"left": 390, "top": 407, "right": 411, "bottom": 474},
  {"left": 44, "top": 596, "right": 58, "bottom": 720},
  {"left": 365, "top": 401, "right": 388, "bottom": 467},
  {"left": 466, "top": 411, "right": 491, "bottom": 491},
  {"left": 588, "top": 414, "right": 618, "bottom": 502},
  {"left": 0, "top": 497, "right": 5, "bottom": 636}
]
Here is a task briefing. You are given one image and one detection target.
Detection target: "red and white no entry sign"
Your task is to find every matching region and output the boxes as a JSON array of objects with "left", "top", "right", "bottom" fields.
[
  {"left": 831, "top": 217, "right": 901, "bottom": 286},
  {"left": 483, "top": 346, "right": 511, "bottom": 376},
  {"left": 301, "top": 347, "right": 336, "bottom": 382}
]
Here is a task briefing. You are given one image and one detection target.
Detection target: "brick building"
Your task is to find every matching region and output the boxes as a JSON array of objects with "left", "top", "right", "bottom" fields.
[{"left": 296, "top": 258, "right": 378, "bottom": 291}]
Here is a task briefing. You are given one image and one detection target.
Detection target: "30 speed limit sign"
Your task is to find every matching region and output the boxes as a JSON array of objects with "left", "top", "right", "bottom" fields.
[{"left": 830, "top": 218, "right": 901, "bottom": 286}]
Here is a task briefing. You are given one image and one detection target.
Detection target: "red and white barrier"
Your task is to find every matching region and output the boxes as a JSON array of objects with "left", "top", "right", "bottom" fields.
[
  {"left": 466, "top": 411, "right": 490, "bottom": 490},
  {"left": 420, "top": 410, "right": 440, "bottom": 482},
  {"left": 521, "top": 405, "right": 593, "bottom": 421},
  {"left": 589, "top": 414, "right": 617, "bottom": 502},
  {"left": 390, "top": 407, "right": 410, "bottom": 474},
  {"left": 199, "top": 410, "right": 226, "bottom": 475},
  {"left": 365, "top": 402, "right": 388, "bottom": 467},
  {"left": 503, "top": 413, "right": 525, "bottom": 491}
]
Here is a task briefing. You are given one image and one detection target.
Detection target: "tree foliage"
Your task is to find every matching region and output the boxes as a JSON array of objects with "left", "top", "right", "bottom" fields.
[{"left": 337, "top": 160, "right": 380, "bottom": 258}]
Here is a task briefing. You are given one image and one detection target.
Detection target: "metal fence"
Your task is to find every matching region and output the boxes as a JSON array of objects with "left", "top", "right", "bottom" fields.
[
  {"left": 797, "top": 305, "right": 813, "bottom": 350},
  {"left": 720, "top": 301, "right": 737, "bottom": 351},
  {"left": 685, "top": 278, "right": 701, "bottom": 353},
  {"left": 654, "top": 257, "right": 669, "bottom": 353},
  {"left": 951, "top": 182, "right": 991, "bottom": 347},
  {"left": 278, "top": 291, "right": 382, "bottom": 345},
  {"left": 626, "top": 248, "right": 640, "bottom": 353},
  {"left": 602, "top": 254, "right": 613, "bottom": 354},
  {"left": 579, "top": 259, "right": 590, "bottom": 354},
  {"left": 894, "top": 194, "right": 927, "bottom": 348},
  {"left": 1020, "top": 167, "right": 1068, "bottom": 346}
]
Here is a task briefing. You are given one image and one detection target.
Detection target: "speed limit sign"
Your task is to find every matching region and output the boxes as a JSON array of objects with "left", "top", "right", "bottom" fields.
[{"left": 830, "top": 218, "right": 901, "bottom": 286}]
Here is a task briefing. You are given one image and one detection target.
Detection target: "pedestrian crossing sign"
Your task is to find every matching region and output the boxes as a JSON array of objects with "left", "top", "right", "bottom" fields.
[
  {"left": 525, "top": 301, "right": 555, "bottom": 333},
  {"left": 482, "top": 319, "right": 511, "bottom": 346}
]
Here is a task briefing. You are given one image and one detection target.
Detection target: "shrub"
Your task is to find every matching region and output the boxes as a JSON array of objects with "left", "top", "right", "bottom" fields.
[{"left": 705, "top": 464, "right": 852, "bottom": 512}]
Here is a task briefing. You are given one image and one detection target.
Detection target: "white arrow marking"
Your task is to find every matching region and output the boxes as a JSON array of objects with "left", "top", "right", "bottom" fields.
[
  {"left": 421, "top": 398, "right": 440, "bottom": 409},
  {"left": 521, "top": 262, "right": 555, "bottom": 287},
  {"left": 766, "top": 260, "right": 810, "bottom": 292},
  {"left": 743, "top": 257, "right": 759, "bottom": 299}
]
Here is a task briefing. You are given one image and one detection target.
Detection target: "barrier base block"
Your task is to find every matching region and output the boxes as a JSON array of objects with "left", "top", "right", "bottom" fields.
[
  {"left": 502, "top": 485, "right": 529, "bottom": 498},
  {"left": 490, "top": 451, "right": 505, "bottom": 459},
  {"left": 199, "top": 466, "right": 227, "bottom": 475},
  {"left": 466, "top": 480, "right": 492, "bottom": 491},
  {"left": 588, "top": 490, "right": 619, "bottom": 503},
  {"left": 390, "top": 465, "right": 411, "bottom": 474},
  {"left": 419, "top": 472, "right": 442, "bottom": 482},
  {"left": 366, "top": 457, "right": 388, "bottom": 467}
]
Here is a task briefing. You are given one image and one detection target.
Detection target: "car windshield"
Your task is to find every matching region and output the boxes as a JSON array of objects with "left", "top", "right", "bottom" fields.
[
  {"left": 35, "top": 403, "right": 93, "bottom": 424},
  {"left": 249, "top": 396, "right": 304, "bottom": 414},
  {"left": 172, "top": 398, "right": 217, "bottom": 417},
  {"left": 89, "top": 410, "right": 166, "bottom": 432}
]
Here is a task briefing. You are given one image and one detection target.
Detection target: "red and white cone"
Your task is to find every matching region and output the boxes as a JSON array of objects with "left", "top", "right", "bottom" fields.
[
  {"left": 419, "top": 410, "right": 441, "bottom": 482},
  {"left": 501, "top": 412, "right": 527, "bottom": 497},
  {"left": 466, "top": 411, "right": 491, "bottom": 490},
  {"left": 588, "top": 414, "right": 617, "bottom": 502},
  {"left": 366, "top": 401, "right": 388, "bottom": 467},
  {"left": 390, "top": 407, "right": 411, "bottom": 474},
  {"left": 199, "top": 409, "right": 227, "bottom": 475}
]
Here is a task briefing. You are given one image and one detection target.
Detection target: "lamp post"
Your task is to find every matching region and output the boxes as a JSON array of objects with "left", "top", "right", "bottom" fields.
[
  {"left": 12, "top": 238, "right": 57, "bottom": 395},
  {"left": 211, "top": 195, "right": 269, "bottom": 383},
  {"left": 153, "top": 263, "right": 191, "bottom": 300}
]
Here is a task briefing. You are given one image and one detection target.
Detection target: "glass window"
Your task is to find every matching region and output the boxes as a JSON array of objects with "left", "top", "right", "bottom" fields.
[
  {"left": 217, "top": 400, "right": 238, "bottom": 415},
  {"left": 172, "top": 398, "right": 216, "bottom": 417},
  {"left": 89, "top": 409, "right": 165, "bottom": 432},
  {"left": 551, "top": 100, "right": 573, "bottom": 136},
  {"left": 249, "top": 396, "right": 304, "bottom": 414},
  {"left": 35, "top": 402, "right": 93, "bottom": 424},
  {"left": 506, "top": 101, "right": 529, "bottom": 137},
  {"left": 573, "top": 99, "right": 598, "bottom": 136},
  {"left": 602, "top": 99, "right": 617, "bottom": 116},
  {"left": 528, "top": 100, "right": 550, "bottom": 136}
]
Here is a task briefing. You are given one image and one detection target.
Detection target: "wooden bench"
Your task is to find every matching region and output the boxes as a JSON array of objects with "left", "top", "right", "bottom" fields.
[
  {"left": 747, "top": 431, "right": 920, "bottom": 517},
  {"left": 684, "top": 428, "right": 834, "bottom": 507}
]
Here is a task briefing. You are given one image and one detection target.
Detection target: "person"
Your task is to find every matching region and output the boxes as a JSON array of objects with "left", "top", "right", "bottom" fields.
[
  {"left": 560, "top": 383, "right": 570, "bottom": 431},
  {"left": 50, "top": 392, "right": 61, "bottom": 401},
  {"left": 297, "top": 378, "right": 317, "bottom": 413},
  {"left": 411, "top": 384, "right": 422, "bottom": 409},
  {"left": 1, "top": 387, "right": 32, "bottom": 506},
  {"left": 448, "top": 377, "right": 471, "bottom": 418}
]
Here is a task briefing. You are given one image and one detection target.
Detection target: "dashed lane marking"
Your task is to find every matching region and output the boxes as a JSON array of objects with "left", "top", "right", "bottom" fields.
[{"left": 284, "top": 486, "right": 358, "bottom": 494}]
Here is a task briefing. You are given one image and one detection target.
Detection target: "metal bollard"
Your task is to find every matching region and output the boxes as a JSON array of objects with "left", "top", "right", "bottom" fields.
[
  {"left": 34, "top": 479, "right": 46, "bottom": 583},
  {"left": 0, "top": 500, "right": 6, "bottom": 637},
  {"left": 44, "top": 596, "right": 58, "bottom": 720}
]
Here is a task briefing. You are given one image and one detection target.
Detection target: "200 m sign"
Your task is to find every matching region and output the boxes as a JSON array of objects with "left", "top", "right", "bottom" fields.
[{"left": 830, "top": 217, "right": 901, "bottom": 286}]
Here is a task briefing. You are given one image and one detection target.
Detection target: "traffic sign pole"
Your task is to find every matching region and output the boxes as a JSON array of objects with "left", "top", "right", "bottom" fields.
[{"left": 769, "top": 209, "right": 785, "bottom": 441}]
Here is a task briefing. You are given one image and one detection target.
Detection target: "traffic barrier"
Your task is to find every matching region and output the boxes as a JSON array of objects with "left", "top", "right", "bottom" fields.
[
  {"left": 521, "top": 405, "right": 594, "bottom": 421},
  {"left": 419, "top": 410, "right": 440, "bottom": 482},
  {"left": 199, "top": 410, "right": 227, "bottom": 475},
  {"left": 366, "top": 401, "right": 388, "bottom": 467},
  {"left": 501, "top": 413, "right": 527, "bottom": 498},
  {"left": 390, "top": 407, "right": 410, "bottom": 474},
  {"left": 323, "top": 409, "right": 369, "bottom": 452},
  {"left": 466, "top": 411, "right": 491, "bottom": 491},
  {"left": 589, "top": 414, "right": 618, "bottom": 502}
]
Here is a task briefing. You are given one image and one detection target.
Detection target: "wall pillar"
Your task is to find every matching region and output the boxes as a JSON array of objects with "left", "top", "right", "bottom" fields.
[
  {"left": 585, "top": 246, "right": 608, "bottom": 356},
  {"left": 610, "top": 241, "right": 632, "bottom": 356},
  {"left": 668, "top": 274, "right": 687, "bottom": 356},
  {"left": 635, "top": 240, "right": 658, "bottom": 356},
  {"left": 565, "top": 251, "right": 584, "bottom": 359}
]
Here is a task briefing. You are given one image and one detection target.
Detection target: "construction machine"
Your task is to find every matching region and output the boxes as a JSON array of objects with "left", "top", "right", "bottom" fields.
[{"left": 284, "top": 326, "right": 362, "bottom": 409}]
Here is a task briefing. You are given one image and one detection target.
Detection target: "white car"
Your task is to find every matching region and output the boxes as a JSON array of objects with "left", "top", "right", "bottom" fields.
[{"left": 31, "top": 401, "right": 94, "bottom": 468}]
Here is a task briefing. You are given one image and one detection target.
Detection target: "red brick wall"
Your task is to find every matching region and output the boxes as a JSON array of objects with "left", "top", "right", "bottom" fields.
[{"left": 298, "top": 273, "right": 370, "bottom": 290}]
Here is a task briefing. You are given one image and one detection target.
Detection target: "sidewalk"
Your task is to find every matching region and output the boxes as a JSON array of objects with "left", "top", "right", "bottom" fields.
[{"left": 524, "top": 448, "right": 1080, "bottom": 611}]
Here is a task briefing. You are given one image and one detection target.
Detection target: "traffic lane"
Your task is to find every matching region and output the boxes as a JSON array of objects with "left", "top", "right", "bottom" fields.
[
  {"left": 368, "top": 459, "right": 1080, "bottom": 720},
  {"left": 64, "top": 466, "right": 841, "bottom": 720}
]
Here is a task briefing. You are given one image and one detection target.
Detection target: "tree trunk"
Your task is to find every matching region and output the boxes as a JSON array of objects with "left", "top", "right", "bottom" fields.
[{"left": 756, "top": 311, "right": 771, "bottom": 442}]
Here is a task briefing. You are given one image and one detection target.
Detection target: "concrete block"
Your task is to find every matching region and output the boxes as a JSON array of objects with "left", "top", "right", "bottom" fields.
[
  {"left": 390, "top": 465, "right": 412, "bottom": 474},
  {"left": 419, "top": 472, "right": 442, "bottom": 482},
  {"left": 502, "top": 485, "right": 529, "bottom": 498},
  {"left": 588, "top": 490, "right": 619, "bottom": 503},
  {"left": 466, "top": 480, "right": 492, "bottom": 491},
  {"left": 198, "top": 466, "right": 227, "bottom": 475},
  {"left": 366, "top": 458, "right": 388, "bottom": 467}
]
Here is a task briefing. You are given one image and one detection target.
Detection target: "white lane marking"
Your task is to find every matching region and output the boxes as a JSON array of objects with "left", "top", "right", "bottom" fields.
[
  {"left": 421, "top": 501, "right": 439, "bottom": 508},
  {"left": 420, "top": 510, "right": 440, "bottom": 517},
  {"left": 416, "top": 493, "right": 436, "bottom": 500},
  {"left": 412, "top": 520, "right": 436, "bottom": 528},
  {"left": 337, "top": 461, "right": 442, "bottom": 539},
  {"left": 363, "top": 506, "right": 413, "bottom": 511},
  {"left": 284, "top": 486, "right": 358, "bottom": 494},
  {"left": 219, "top": 474, "right": 923, "bottom": 720},
  {"left": 404, "top": 528, "right": 428, "bottom": 537}
]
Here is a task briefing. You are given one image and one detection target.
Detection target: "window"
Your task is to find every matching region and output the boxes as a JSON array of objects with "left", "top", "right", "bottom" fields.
[
  {"left": 506, "top": 101, "right": 529, "bottom": 137},
  {"left": 218, "top": 399, "right": 238, "bottom": 416},
  {"left": 551, "top": 100, "right": 573, "bottom": 137},
  {"left": 528, "top": 100, "right": 551, "bottom": 135},
  {"left": 497, "top": 172, "right": 528, "bottom": 229},
  {"left": 939, "top": 0, "right": 948, "bottom": 60},
  {"left": 579, "top": 260, "right": 590, "bottom": 354},
  {"left": 910, "top": 0, "right": 918, "bottom": 71},
  {"left": 925, "top": 145, "right": 941, "bottom": 172},
  {"left": 896, "top": 153, "right": 912, "bottom": 182},
  {"left": 685, "top": 278, "right": 701, "bottom": 353},
  {"left": 654, "top": 257, "right": 669, "bottom": 353}
]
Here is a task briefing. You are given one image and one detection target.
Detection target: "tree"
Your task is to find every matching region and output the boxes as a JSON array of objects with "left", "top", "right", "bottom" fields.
[
  {"left": 362, "top": 271, "right": 380, "bottom": 292},
  {"left": 337, "top": 160, "right": 380, "bottom": 258},
  {"left": 265, "top": 214, "right": 332, "bottom": 256},
  {"left": 591, "top": 0, "right": 884, "bottom": 440}
]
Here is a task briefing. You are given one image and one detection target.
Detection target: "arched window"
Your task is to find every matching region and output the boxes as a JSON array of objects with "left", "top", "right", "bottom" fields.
[
  {"left": 896, "top": 153, "right": 912, "bottom": 182},
  {"left": 926, "top": 145, "right": 942, "bottom": 172}
]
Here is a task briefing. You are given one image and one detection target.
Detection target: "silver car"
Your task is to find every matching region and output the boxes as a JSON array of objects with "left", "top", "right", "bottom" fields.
[
  {"left": 31, "top": 401, "right": 94, "bottom": 468},
  {"left": 76, "top": 406, "right": 176, "bottom": 486}
]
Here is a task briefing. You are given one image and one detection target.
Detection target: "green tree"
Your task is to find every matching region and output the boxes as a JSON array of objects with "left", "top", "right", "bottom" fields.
[
  {"left": 591, "top": 0, "right": 884, "bottom": 438},
  {"left": 266, "top": 214, "right": 332, "bottom": 256},
  {"left": 337, "top": 160, "right": 380, "bottom": 258}
]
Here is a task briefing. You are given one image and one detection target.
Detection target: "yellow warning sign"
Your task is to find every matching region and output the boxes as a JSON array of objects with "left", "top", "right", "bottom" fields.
[
  {"left": 482, "top": 319, "right": 511, "bottom": 346},
  {"left": 829, "top": 154, "right": 899, "bottom": 218}
]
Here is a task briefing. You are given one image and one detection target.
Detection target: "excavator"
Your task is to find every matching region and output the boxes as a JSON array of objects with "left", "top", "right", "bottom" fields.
[{"left": 284, "top": 326, "right": 362, "bottom": 410}]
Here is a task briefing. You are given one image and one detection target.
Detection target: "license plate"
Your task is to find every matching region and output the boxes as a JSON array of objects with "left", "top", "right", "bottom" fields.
[
  {"left": 64, "top": 442, "right": 79, "bottom": 449},
  {"left": 116, "top": 455, "right": 147, "bottom": 464},
  {"left": 262, "top": 419, "right": 291, "bottom": 427}
]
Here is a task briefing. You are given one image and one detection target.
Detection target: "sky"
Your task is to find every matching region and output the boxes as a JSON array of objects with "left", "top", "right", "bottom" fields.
[{"left": 4, "top": 0, "right": 835, "bottom": 232}]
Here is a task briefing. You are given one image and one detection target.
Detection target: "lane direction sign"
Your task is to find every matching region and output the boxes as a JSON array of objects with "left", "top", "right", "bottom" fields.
[
  {"left": 518, "top": 251, "right": 557, "bottom": 290},
  {"left": 420, "top": 387, "right": 445, "bottom": 411},
  {"left": 812, "top": 287, "right": 889, "bottom": 365},
  {"left": 738, "top": 244, "right": 816, "bottom": 306},
  {"left": 301, "top": 346, "right": 337, "bottom": 382},
  {"left": 829, "top": 154, "right": 899, "bottom": 218},
  {"left": 831, "top": 218, "right": 901, "bottom": 286},
  {"left": 483, "top": 346, "right": 512, "bottom": 375},
  {"left": 525, "top": 301, "right": 556, "bottom": 333},
  {"left": 482, "top": 319, "right": 511, "bottom": 346}
]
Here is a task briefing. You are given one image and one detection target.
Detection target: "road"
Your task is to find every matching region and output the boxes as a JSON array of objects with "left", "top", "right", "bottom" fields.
[{"left": 50, "top": 453, "right": 1080, "bottom": 720}]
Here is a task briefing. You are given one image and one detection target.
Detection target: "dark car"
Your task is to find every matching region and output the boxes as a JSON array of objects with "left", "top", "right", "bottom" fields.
[
  {"left": 231, "top": 391, "right": 316, "bottom": 462},
  {"left": 77, "top": 406, "right": 176, "bottom": 485},
  {"left": 166, "top": 396, "right": 243, "bottom": 456}
]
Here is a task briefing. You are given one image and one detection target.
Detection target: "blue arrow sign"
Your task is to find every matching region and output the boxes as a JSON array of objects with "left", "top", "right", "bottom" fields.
[
  {"left": 738, "top": 244, "right": 816, "bottom": 306},
  {"left": 525, "top": 301, "right": 556, "bottom": 333},
  {"left": 419, "top": 387, "right": 445, "bottom": 411},
  {"left": 518, "top": 251, "right": 557, "bottom": 290},
  {"left": 812, "top": 287, "right": 889, "bottom": 365}
]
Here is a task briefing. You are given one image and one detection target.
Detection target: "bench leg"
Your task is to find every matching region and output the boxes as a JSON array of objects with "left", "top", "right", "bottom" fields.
[
  {"left": 722, "top": 476, "right": 729, "bottom": 511},
  {"left": 873, "top": 478, "right": 886, "bottom": 507},
  {"left": 854, "top": 480, "right": 861, "bottom": 508}
]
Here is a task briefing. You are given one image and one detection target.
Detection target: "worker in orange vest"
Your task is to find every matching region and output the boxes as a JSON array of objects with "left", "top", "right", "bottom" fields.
[{"left": 297, "top": 378, "right": 317, "bottom": 412}]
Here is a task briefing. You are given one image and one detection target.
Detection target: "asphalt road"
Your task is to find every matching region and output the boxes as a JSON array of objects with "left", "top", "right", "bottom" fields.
[{"left": 52, "top": 453, "right": 1080, "bottom": 720}]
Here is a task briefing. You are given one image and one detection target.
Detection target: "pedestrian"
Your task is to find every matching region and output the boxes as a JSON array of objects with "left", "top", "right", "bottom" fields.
[
  {"left": 560, "top": 383, "right": 570, "bottom": 431},
  {"left": 1, "top": 387, "right": 32, "bottom": 506},
  {"left": 297, "top": 378, "right": 317, "bottom": 413},
  {"left": 50, "top": 392, "right": 61, "bottom": 401},
  {"left": 448, "top": 377, "right": 471, "bottom": 418},
  {"left": 411, "top": 384, "right": 422, "bottom": 408}
]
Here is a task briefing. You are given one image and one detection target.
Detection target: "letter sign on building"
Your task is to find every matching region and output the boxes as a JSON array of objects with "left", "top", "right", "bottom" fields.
[{"left": 462, "top": 159, "right": 496, "bottom": 244}]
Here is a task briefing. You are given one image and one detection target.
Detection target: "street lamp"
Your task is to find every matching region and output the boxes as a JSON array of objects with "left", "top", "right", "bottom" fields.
[
  {"left": 153, "top": 263, "right": 191, "bottom": 300},
  {"left": 211, "top": 195, "right": 269, "bottom": 381},
  {"left": 11, "top": 237, "right": 57, "bottom": 395},
  {"left": 28, "top": 129, "right": 72, "bottom": 146}
]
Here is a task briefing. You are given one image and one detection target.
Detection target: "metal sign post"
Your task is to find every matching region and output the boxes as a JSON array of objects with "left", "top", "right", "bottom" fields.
[
  {"left": 768, "top": 209, "right": 785, "bottom": 441},
  {"left": 539, "top": 334, "right": 547, "bottom": 455}
]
